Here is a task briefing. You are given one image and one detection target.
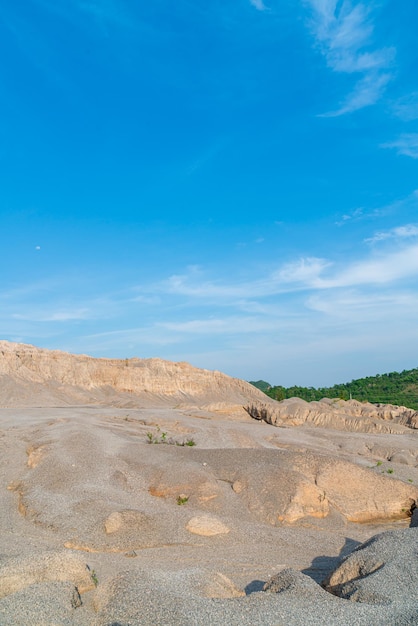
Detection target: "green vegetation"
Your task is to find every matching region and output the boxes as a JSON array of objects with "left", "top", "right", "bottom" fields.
[
  {"left": 146, "top": 428, "right": 196, "bottom": 447},
  {"left": 249, "top": 380, "right": 272, "bottom": 392},
  {"left": 87, "top": 565, "right": 99, "bottom": 587},
  {"left": 146, "top": 427, "right": 168, "bottom": 444},
  {"left": 182, "top": 438, "right": 196, "bottom": 447},
  {"left": 177, "top": 495, "right": 189, "bottom": 505},
  {"left": 250, "top": 367, "right": 418, "bottom": 410}
]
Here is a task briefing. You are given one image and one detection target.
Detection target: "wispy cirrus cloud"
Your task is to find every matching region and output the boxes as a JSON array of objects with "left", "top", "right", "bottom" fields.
[
  {"left": 365, "top": 224, "right": 418, "bottom": 244},
  {"left": 12, "top": 309, "right": 91, "bottom": 323},
  {"left": 307, "top": 289, "right": 418, "bottom": 320},
  {"left": 336, "top": 190, "right": 418, "bottom": 226},
  {"left": 305, "top": 1, "right": 395, "bottom": 115},
  {"left": 159, "top": 241, "right": 418, "bottom": 302},
  {"left": 381, "top": 133, "right": 418, "bottom": 159},
  {"left": 162, "top": 257, "right": 329, "bottom": 301}
]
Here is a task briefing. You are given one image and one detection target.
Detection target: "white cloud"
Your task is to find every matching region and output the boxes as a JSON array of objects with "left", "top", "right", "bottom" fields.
[
  {"left": 250, "top": 0, "right": 268, "bottom": 10},
  {"left": 381, "top": 133, "right": 418, "bottom": 159},
  {"left": 275, "top": 257, "right": 331, "bottom": 284},
  {"left": 160, "top": 242, "right": 418, "bottom": 303},
  {"left": 163, "top": 258, "right": 328, "bottom": 301},
  {"left": 307, "top": 290, "right": 418, "bottom": 319},
  {"left": 365, "top": 224, "right": 418, "bottom": 244},
  {"left": 326, "top": 71, "right": 391, "bottom": 117},
  {"left": 305, "top": 0, "right": 395, "bottom": 115},
  {"left": 318, "top": 244, "right": 418, "bottom": 288}
]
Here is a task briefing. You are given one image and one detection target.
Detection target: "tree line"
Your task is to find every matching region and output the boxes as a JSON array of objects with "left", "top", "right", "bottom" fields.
[{"left": 249, "top": 367, "right": 418, "bottom": 410}]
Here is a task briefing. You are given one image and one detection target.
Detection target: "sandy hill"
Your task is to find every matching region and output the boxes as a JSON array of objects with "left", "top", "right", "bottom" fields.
[{"left": 0, "top": 340, "right": 265, "bottom": 408}]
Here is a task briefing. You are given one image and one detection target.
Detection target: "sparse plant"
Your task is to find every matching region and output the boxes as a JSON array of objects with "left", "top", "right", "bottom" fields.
[
  {"left": 86, "top": 565, "right": 99, "bottom": 587},
  {"left": 176, "top": 437, "right": 196, "bottom": 447},
  {"left": 146, "top": 428, "right": 196, "bottom": 447},
  {"left": 376, "top": 460, "right": 383, "bottom": 467},
  {"left": 408, "top": 478, "right": 413, "bottom": 483},
  {"left": 387, "top": 468, "right": 394, "bottom": 474},
  {"left": 146, "top": 427, "right": 167, "bottom": 444},
  {"left": 177, "top": 495, "right": 189, "bottom": 505}
]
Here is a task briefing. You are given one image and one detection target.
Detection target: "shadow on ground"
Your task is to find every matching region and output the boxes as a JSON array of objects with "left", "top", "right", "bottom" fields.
[{"left": 302, "top": 537, "right": 360, "bottom": 583}]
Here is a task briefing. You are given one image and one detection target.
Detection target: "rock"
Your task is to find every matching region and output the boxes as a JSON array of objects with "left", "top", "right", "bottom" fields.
[
  {"left": 322, "top": 528, "right": 418, "bottom": 604},
  {"left": 313, "top": 456, "right": 417, "bottom": 523},
  {"left": 219, "top": 449, "right": 418, "bottom": 525},
  {"left": 246, "top": 397, "right": 418, "bottom": 433},
  {"left": 264, "top": 567, "right": 328, "bottom": 599},
  {"left": 277, "top": 480, "right": 329, "bottom": 523},
  {"left": 202, "top": 572, "right": 245, "bottom": 598},
  {"left": 186, "top": 515, "right": 230, "bottom": 536},
  {"left": 0, "top": 551, "right": 96, "bottom": 599}
]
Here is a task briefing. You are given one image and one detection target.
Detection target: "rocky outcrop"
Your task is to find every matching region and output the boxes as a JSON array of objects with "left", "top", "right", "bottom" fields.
[
  {"left": 322, "top": 528, "right": 418, "bottom": 605},
  {"left": 0, "top": 551, "right": 96, "bottom": 599},
  {"left": 212, "top": 449, "right": 418, "bottom": 525},
  {"left": 246, "top": 396, "right": 418, "bottom": 433},
  {"left": 0, "top": 340, "right": 266, "bottom": 407}
]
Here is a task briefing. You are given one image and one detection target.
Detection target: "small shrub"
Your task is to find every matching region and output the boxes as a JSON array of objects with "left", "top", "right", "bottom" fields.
[
  {"left": 177, "top": 495, "right": 189, "bottom": 505},
  {"left": 376, "top": 460, "right": 383, "bottom": 467},
  {"left": 146, "top": 427, "right": 168, "bottom": 444},
  {"left": 387, "top": 468, "right": 394, "bottom": 474}
]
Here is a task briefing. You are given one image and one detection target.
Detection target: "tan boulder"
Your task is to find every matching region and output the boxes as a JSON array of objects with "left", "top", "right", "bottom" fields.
[
  {"left": 186, "top": 515, "right": 230, "bottom": 536},
  {"left": 0, "top": 551, "right": 96, "bottom": 599}
]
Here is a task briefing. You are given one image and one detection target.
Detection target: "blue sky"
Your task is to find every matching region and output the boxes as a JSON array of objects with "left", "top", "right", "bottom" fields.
[{"left": 1, "top": 0, "right": 418, "bottom": 386}]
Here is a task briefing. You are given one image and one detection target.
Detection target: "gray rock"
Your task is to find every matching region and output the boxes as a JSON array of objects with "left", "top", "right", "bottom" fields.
[{"left": 323, "top": 528, "right": 418, "bottom": 605}]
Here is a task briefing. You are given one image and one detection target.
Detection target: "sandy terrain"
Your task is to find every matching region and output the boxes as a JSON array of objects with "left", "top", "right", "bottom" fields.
[{"left": 0, "top": 342, "right": 417, "bottom": 624}]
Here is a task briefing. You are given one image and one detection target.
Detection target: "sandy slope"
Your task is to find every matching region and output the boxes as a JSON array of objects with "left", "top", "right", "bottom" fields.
[{"left": 0, "top": 342, "right": 417, "bottom": 624}]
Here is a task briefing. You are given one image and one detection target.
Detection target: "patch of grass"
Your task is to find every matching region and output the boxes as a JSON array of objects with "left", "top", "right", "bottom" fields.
[
  {"left": 146, "top": 427, "right": 168, "bottom": 444},
  {"left": 376, "top": 460, "right": 383, "bottom": 467},
  {"left": 386, "top": 468, "right": 394, "bottom": 474},
  {"left": 176, "top": 437, "right": 196, "bottom": 447},
  {"left": 177, "top": 495, "right": 189, "bottom": 505},
  {"left": 146, "top": 428, "right": 196, "bottom": 447},
  {"left": 408, "top": 478, "right": 414, "bottom": 483}
]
